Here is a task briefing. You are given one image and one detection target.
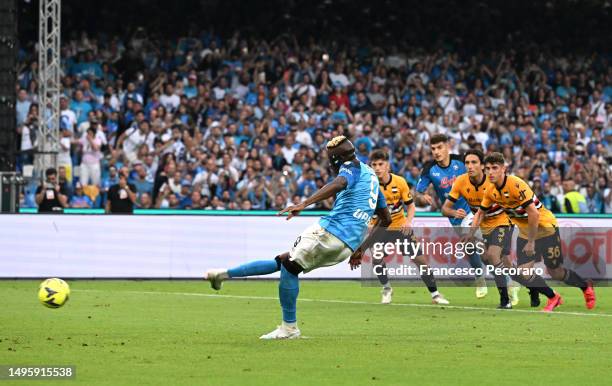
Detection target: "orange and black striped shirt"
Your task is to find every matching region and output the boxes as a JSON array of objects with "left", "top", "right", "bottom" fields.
[
  {"left": 480, "top": 174, "right": 557, "bottom": 239},
  {"left": 448, "top": 173, "right": 511, "bottom": 235},
  {"left": 371, "top": 173, "right": 413, "bottom": 229}
]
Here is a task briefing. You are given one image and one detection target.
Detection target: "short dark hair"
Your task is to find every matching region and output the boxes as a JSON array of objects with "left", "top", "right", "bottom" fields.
[
  {"left": 464, "top": 149, "right": 484, "bottom": 164},
  {"left": 45, "top": 168, "right": 57, "bottom": 177},
  {"left": 369, "top": 149, "right": 389, "bottom": 162},
  {"left": 483, "top": 152, "right": 506, "bottom": 166},
  {"left": 430, "top": 134, "right": 449, "bottom": 145}
]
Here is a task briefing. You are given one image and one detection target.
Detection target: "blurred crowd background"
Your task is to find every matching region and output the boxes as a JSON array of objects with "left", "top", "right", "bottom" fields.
[{"left": 15, "top": 0, "right": 612, "bottom": 213}]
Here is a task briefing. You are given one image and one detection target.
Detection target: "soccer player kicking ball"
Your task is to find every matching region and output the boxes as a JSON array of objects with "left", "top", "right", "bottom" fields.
[
  {"left": 443, "top": 150, "right": 518, "bottom": 309},
  {"left": 369, "top": 150, "right": 449, "bottom": 305},
  {"left": 415, "top": 134, "right": 488, "bottom": 298},
  {"left": 470, "top": 153, "right": 596, "bottom": 312},
  {"left": 204, "top": 136, "right": 392, "bottom": 339}
]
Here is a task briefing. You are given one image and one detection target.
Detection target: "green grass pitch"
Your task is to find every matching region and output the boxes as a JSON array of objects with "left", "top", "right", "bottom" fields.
[{"left": 1, "top": 280, "right": 611, "bottom": 385}]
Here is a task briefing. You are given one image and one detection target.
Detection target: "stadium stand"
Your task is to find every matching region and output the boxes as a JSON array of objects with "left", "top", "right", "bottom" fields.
[{"left": 14, "top": 0, "right": 612, "bottom": 213}]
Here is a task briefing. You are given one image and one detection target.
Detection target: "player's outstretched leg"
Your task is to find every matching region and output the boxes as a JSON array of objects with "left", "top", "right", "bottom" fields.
[
  {"left": 468, "top": 252, "right": 488, "bottom": 298},
  {"left": 373, "top": 258, "right": 393, "bottom": 304},
  {"left": 260, "top": 264, "right": 301, "bottom": 340},
  {"left": 509, "top": 275, "right": 541, "bottom": 307},
  {"left": 550, "top": 267, "right": 596, "bottom": 310},
  {"left": 413, "top": 256, "right": 449, "bottom": 304},
  {"left": 502, "top": 255, "right": 520, "bottom": 306},
  {"left": 508, "top": 277, "right": 520, "bottom": 306},
  {"left": 483, "top": 245, "right": 511, "bottom": 308},
  {"left": 421, "top": 269, "right": 449, "bottom": 305},
  {"left": 491, "top": 262, "right": 511, "bottom": 309},
  {"left": 504, "top": 276, "right": 521, "bottom": 306},
  {"left": 518, "top": 273, "right": 563, "bottom": 312},
  {"left": 204, "top": 258, "right": 281, "bottom": 290}
]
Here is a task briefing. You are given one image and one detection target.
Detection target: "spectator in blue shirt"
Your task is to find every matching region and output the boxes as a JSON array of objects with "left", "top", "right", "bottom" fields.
[
  {"left": 177, "top": 180, "right": 193, "bottom": 206},
  {"left": 69, "top": 182, "right": 93, "bottom": 208},
  {"left": 585, "top": 185, "right": 604, "bottom": 214},
  {"left": 76, "top": 51, "right": 103, "bottom": 79},
  {"left": 184, "top": 74, "right": 199, "bottom": 98},
  {"left": 296, "top": 169, "right": 317, "bottom": 198},
  {"left": 70, "top": 90, "right": 92, "bottom": 125},
  {"left": 355, "top": 142, "right": 369, "bottom": 164},
  {"left": 130, "top": 163, "right": 154, "bottom": 196}
]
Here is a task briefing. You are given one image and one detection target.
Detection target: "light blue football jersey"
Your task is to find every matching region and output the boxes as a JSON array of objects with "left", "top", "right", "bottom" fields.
[
  {"left": 416, "top": 154, "right": 470, "bottom": 226},
  {"left": 319, "top": 161, "right": 387, "bottom": 251}
]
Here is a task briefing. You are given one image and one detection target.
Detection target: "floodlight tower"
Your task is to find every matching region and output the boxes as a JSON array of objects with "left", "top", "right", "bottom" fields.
[{"left": 35, "top": 0, "right": 61, "bottom": 176}]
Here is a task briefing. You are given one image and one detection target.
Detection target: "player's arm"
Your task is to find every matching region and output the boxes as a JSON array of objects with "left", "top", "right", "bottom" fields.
[
  {"left": 461, "top": 208, "right": 485, "bottom": 243},
  {"left": 441, "top": 179, "right": 466, "bottom": 219},
  {"left": 525, "top": 203, "right": 539, "bottom": 240},
  {"left": 522, "top": 202, "right": 539, "bottom": 256},
  {"left": 357, "top": 206, "right": 391, "bottom": 251},
  {"left": 400, "top": 178, "right": 416, "bottom": 234},
  {"left": 463, "top": 188, "right": 490, "bottom": 240},
  {"left": 441, "top": 197, "right": 466, "bottom": 219},
  {"left": 414, "top": 190, "right": 434, "bottom": 206},
  {"left": 440, "top": 199, "right": 454, "bottom": 217},
  {"left": 350, "top": 192, "right": 391, "bottom": 270},
  {"left": 278, "top": 175, "right": 347, "bottom": 220},
  {"left": 515, "top": 179, "right": 538, "bottom": 255},
  {"left": 404, "top": 201, "right": 415, "bottom": 227},
  {"left": 414, "top": 165, "right": 434, "bottom": 206},
  {"left": 471, "top": 208, "right": 485, "bottom": 234},
  {"left": 472, "top": 208, "right": 484, "bottom": 229}
]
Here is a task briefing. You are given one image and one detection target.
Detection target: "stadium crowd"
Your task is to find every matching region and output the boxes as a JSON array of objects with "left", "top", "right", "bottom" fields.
[{"left": 15, "top": 27, "right": 612, "bottom": 213}]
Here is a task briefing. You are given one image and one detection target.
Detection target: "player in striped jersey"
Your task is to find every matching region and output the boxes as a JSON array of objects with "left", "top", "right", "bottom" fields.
[
  {"left": 369, "top": 150, "right": 449, "bottom": 305},
  {"left": 470, "top": 152, "right": 596, "bottom": 312},
  {"left": 442, "top": 149, "right": 518, "bottom": 308}
]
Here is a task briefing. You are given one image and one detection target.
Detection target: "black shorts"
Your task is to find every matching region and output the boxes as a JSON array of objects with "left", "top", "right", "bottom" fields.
[
  {"left": 483, "top": 226, "right": 513, "bottom": 257},
  {"left": 373, "top": 230, "right": 423, "bottom": 261},
  {"left": 516, "top": 228, "right": 563, "bottom": 269}
]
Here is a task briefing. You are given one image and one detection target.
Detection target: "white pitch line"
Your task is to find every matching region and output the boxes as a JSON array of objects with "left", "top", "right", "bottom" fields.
[{"left": 76, "top": 289, "right": 612, "bottom": 318}]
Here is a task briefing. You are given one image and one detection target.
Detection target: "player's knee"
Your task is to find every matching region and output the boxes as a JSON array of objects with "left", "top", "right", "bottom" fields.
[
  {"left": 484, "top": 252, "right": 501, "bottom": 266},
  {"left": 274, "top": 253, "right": 290, "bottom": 271},
  {"left": 281, "top": 256, "right": 304, "bottom": 276},
  {"left": 481, "top": 252, "right": 492, "bottom": 264},
  {"left": 502, "top": 255, "right": 512, "bottom": 267},
  {"left": 547, "top": 267, "right": 565, "bottom": 280},
  {"left": 521, "top": 273, "right": 535, "bottom": 282},
  {"left": 411, "top": 255, "right": 427, "bottom": 266}
]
